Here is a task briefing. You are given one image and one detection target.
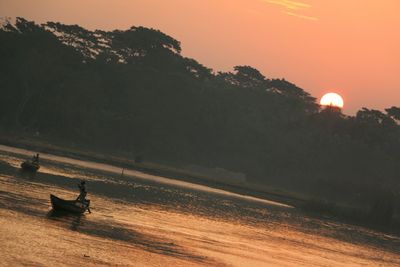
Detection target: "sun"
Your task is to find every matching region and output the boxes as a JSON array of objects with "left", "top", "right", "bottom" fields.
[{"left": 320, "top": 92, "right": 344, "bottom": 108}]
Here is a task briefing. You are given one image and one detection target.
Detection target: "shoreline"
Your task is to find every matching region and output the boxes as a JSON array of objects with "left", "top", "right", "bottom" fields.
[
  {"left": 1, "top": 132, "right": 399, "bottom": 233},
  {"left": 0, "top": 133, "right": 305, "bottom": 208}
]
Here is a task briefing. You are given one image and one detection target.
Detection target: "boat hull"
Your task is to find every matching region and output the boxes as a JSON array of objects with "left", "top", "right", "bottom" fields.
[
  {"left": 21, "top": 161, "right": 40, "bottom": 172},
  {"left": 50, "top": 194, "right": 90, "bottom": 214}
]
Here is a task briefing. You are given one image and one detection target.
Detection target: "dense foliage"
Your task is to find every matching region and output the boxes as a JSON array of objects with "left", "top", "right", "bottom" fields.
[{"left": 1, "top": 18, "right": 399, "bottom": 216}]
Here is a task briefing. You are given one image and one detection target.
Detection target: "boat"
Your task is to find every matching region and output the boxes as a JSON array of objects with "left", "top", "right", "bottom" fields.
[
  {"left": 20, "top": 160, "right": 40, "bottom": 172},
  {"left": 50, "top": 194, "right": 90, "bottom": 214}
]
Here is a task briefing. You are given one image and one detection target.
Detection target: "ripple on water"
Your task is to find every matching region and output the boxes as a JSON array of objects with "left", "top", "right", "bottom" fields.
[{"left": 0, "top": 148, "right": 399, "bottom": 266}]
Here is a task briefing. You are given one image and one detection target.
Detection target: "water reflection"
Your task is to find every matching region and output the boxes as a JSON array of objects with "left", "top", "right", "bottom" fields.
[
  {"left": 45, "top": 207, "right": 208, "bottom": 263},
  {"left": 0, "top": 148, "right": 400, "bottom": 266},
  {"left": 47, "top": 210, "right": 84, "bottom": 231},
  {"left": 18, "top": 168, "right": 37, "bottom": 179}
]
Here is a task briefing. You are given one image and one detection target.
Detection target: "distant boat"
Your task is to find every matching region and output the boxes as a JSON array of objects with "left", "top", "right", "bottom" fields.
[
  {"left": 20, "top": 160, "right": 40, "bottom": 172},
  {"left": 50, "top": 194, "right": 90, "bottom": 214}
]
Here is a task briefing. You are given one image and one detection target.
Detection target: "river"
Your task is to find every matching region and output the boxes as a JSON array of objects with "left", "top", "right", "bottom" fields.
[{"left": 0, "top": 145, "right": 399, "bottom": 266}]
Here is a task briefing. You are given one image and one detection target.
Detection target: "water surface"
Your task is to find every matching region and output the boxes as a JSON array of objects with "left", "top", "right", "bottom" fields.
[{"left": 0, "top": 145, "right": 399, "bottom": 266}]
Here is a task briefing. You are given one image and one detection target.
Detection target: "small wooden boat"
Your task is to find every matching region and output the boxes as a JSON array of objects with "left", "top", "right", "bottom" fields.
[
  {"left": 50, "top": 194, "right": 90, "bottom": 214},
  {"left": 21, "top": 161, "right": 40, "bottom": 172}
]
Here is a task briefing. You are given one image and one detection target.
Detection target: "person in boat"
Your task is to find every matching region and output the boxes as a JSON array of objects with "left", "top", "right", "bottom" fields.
[
  {"left": 32, "top": 153, "right": 40, "bottom": 164},
  {"left": 77, "top": 180, "right": 87, "bottom": 203}
]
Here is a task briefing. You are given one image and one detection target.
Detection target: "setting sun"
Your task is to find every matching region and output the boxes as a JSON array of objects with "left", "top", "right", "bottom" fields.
[
  {"left": 320, "top": 93, "right": 344, "bottom": 108},
  {"left": 2, "top": 1, "right": 400, "bottom": 266}
]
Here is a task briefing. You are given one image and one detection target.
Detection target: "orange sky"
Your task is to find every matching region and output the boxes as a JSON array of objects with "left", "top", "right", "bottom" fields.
[{"left": 1, "top": 0, "right": 399, "bottom": 114}]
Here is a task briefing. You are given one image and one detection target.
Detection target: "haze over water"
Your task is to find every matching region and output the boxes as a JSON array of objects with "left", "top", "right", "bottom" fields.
[{"left": 0, "top": 146, "right": 399, "bottom": 266}]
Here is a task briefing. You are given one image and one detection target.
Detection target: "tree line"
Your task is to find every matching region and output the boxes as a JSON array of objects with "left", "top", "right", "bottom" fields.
[{"left": 1, "top": 18, "right": 399, "bottom": 221}]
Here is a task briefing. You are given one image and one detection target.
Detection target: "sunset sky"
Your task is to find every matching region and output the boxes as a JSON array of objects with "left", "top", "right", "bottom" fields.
[{"left": 1, "top": 0, "right": 399, "bottom": 114}]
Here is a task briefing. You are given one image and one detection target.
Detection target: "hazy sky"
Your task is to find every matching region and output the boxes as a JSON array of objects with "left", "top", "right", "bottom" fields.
[{"left": 1, "top": 0, "right": 399, "bottom": 114}]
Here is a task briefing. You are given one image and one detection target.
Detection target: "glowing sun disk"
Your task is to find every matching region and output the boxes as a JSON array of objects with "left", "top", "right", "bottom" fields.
[{"left": 320, "top": 93, "right": 344, "bottom": 108}]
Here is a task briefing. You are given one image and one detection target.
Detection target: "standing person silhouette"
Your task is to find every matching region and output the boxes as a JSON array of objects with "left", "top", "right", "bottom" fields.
[
  {"left": 32, "top": 153, "right": 39, "bottom": 164},
  {"left": 77, "top": 180, "right": 87, "bottom": 202},
  {"left": 76, "top": 180, "right": 91, "bottom": 213}
]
